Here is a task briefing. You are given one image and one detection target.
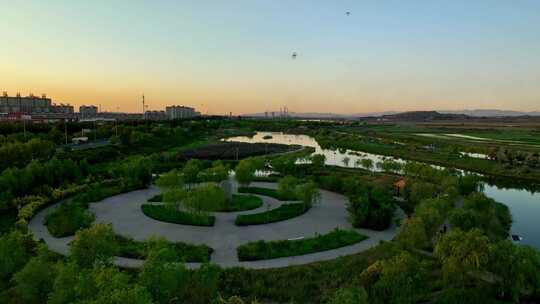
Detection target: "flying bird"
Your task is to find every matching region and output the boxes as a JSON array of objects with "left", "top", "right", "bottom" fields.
[
  {"left": 346, "top": 11, "right": 351, "bottom": 16},
  {"left": 292, "top": 52, "right": 297, "bottom": 59}
]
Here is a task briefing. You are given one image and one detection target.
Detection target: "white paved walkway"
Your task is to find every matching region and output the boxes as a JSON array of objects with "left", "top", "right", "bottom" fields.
[{"left": 28, "top": 182, "right": 400, "bottom": 269}]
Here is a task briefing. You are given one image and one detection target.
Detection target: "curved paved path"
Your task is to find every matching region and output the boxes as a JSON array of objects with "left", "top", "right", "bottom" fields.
[{"left": 29, "top": 182, "right": 400, "bottom": 269}]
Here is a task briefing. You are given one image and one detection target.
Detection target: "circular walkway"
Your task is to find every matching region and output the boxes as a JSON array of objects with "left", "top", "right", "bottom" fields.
[{"left": 28, "top": 182, "right": 400, "bottom": 269}]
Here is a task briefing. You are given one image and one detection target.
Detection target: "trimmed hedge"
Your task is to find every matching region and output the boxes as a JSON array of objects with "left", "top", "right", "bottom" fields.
[
  {"left": 217, "top": 194, "right": 263, "bottom": 212},
  {"left": 147, "top": 194, "right": 163, "bottom": 202},
  {"left": 238, "top": 187, "right": 297, "bottom": 201},
  {"left": 235, "top": 203, "right": 308, "bottom": 226},
  {"left": 237, "top": 229, "right": 367, "bottom": 261},
  {"left": 115, "top": 235, "right": 213, "bottom": 262},
  {"left": 150, "top": 193, "right": 262, "bottom": 212},
  {"left": 141, "top": 204, "right": 215, "bottom": 226}
]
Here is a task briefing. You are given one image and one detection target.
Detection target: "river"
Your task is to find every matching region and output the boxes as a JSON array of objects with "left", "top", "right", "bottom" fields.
[{"left": 226, "top": 131, "right": 540, "bottom": 249}]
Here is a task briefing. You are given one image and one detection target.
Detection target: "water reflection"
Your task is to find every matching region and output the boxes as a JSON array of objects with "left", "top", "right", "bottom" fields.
[
  {"left": 226, "top": 132, "right": 405, "bottom": 172},
  {"left": 226, "top": 131, "right": 540, "bottom": 249}
]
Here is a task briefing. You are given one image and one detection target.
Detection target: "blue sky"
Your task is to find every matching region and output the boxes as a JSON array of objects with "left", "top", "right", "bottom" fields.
[{"left": 1, "top": 1, "right": 539, "bottom": 114}]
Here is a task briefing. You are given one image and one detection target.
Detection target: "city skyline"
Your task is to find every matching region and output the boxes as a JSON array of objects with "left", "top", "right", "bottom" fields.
[{"left": 2, "top": 1, "right": 540, "bottom": 114}]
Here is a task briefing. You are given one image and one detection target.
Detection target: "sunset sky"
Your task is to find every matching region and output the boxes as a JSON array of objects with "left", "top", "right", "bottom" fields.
[{"left": 1, "top": 1, "right": 540, "bottom": 114}]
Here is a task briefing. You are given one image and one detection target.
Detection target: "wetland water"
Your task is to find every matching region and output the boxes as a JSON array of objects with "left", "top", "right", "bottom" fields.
[{"left": 226, "top": 131, "right": 540, "bottom": 249}]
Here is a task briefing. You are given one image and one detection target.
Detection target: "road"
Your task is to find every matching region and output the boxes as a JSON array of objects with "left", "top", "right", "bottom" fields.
[{"left": 28, "top": 182, "right": 400, "bottom": 269}]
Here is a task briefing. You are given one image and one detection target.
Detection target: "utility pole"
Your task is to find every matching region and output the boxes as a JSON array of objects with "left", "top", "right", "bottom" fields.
[
  {"left": 64, "top": 119, "right": 68, "bottom": 145},
  {"left": 142, "top": 94, "right": 145, "bottom": 119},
  {"left": 23, "top": 118, "right": 26, "bottom": 140}
]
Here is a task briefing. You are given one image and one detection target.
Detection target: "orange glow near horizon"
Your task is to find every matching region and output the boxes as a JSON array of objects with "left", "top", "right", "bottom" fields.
[{"left": 1, "top": 2, "right": 539, "bottom": 115}]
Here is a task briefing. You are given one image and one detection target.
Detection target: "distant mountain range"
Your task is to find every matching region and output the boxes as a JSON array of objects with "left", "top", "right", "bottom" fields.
[
  {"left": 243, "top": 109, "right": 540, "bottom": 118},
  {"left": 439, "top": 109, "right": 540, "bottom": 117}
]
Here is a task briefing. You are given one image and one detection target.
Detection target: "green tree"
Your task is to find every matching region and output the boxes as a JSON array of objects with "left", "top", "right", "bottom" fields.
[
  {"left": 404, "top": 180, "right": 438, "bottom": 209},
  {"left": 434, "top": 229, "right": 490, "bottom": 286},
  {"left": 70, "top": 223, "right": 118, "bottom": 268},
  {"left": 183, "top": 159, "right": 204, "bottom": 185},
  {"left": 13, "top": 247, "right": 56, "bottom": 304},
  {"left": 488, "top": 241, "right": 540, "bottom": 301},
  {"left": 138, "top": 246, "right": 190, "bottom": 303},
  {"left": 186, "top": 264, "right": 221, "bottom": 304},
  {"left": 0, "top": 231, "right": 33, "bottom": 287},
  {"left": 396, "top": 217, "right": 430, "bottom": 250},
  {"left": 49, "top": 263, "right": 152, "bottom": 304},
  {"left": 347, "top": 184, "right": 396, "bottom": 230},
  {"left": 458, "top": 174, "right": 483, "bottom": 195},
  {"left": 162, "top": 188, "right": 188, "bottom": 210},
  {"left": 328, "top": 287, "right": 368, "bottom": 304},
  {"left": 370, "top": 252, "right": 429, "bottom": 304},
  {"left": 235, "top": 159, "right": 256, "bottom": 187},
  {"left": 379, "top": 159, "right": 403, "bottom": 173},
  {"left": 270, "top": 155, "right": 297, "bottom": 175},
  {"left": 185, "top": 183, "right": 226, "bottom": 213},
  {"left": 277, "top": 175, "right": 299, "bottom": 200},
  {"left": 295, "top": 181, "right": 320, "bottom": 209},
  {"left": 156, "top": 169, "right": 184, "bottom": 189},
  {"left": 310, "top": 154, "right": 326, "bottom": 170},
  {"left": 199, "top": 161, "right": 229, "bottom": 183},
  {"left": 361, "top": 158, "right": 374, "bottom": 172}
]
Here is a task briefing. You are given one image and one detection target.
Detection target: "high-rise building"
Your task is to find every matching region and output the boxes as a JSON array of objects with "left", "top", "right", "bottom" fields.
[
  {"left": 144, "top": 110, "right": 167, "bottom": 121},
  {"left": 0, "top": 92, "right": 74, "bottom": 121},
  {"left": 165, "top": 105, "right": 200, "bottom": 120},
  {"left": 79, "top": 105, "right": 98, "bottom": 119}
]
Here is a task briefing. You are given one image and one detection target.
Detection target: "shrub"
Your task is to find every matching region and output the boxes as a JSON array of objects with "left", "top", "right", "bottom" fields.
[
  {"left": 235, "top": 159, "right": 257, "bottom": 187},
  {"left": 238, "top": 187, "right": 297, "bottom": 201},
  {"left": 235, "top": 203, "right": 308, "bottom": 226},
  {"left": 70, "top": 223, "right": 118, "bottom": 268},
  {"left": 0, "top": 231, "right": 34, "bottom": 286},
  {"left": 184, "top": 184, "right": 226, "bottom": 212},
  {"left": 347, "top": 184, "right": 396, "bottom": 231},
  {"left": 115, "top": 235, "right": 212, "bottom": 262},
  {"left": 237, "top": 229, "right": 367, "bottom": 261},
  {"left": 295, "top": 181, "right": 320, "bottom": 209},
  {"left": 277, "top": 176, "right": 299, "bottom": 199},
  {"left": 147, "top": 194, "right": 163, "bottom": 202},
  {"left": 141, "top": 204, "right": 215, "bottom": 226},
  {"left": 45, "top": 202, "right": 95, "bottom": 237},
  {"left": 328, "top": 287, "right": 368, "bottom": 304}
]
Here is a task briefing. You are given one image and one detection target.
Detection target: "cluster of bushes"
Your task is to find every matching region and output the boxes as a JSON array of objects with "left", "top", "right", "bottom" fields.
[
  {"left": 449, "top": 192, "right": 512, "bottom": 241},
  {"left": 235, "top": 203, "right": 308, "bottom": 226},
  {"left": 314, "top": 131, "right": 540, "bottom": 182},
  {"left": 0, "top": 138, "right": 55, "bottom": 171},
  {"left": 115, "top": 235, "right": 213, "bottom": 263},
  {"left": 44, "top": 181, "right": 146, "bottom": 237},
  {"left": 141, "top": 204, "right": 215, "bottom": 226},
  {"left": 347, "top": 183, "right": 396, "bottom": 231},
  {"left": 160, "top": 159, "right": 230, "bottom": 186},
  {"left": 0, "top": 157, "right": 88, "bottom": 203},
  {"left": 45, "top": 202, "right": 95, "bottom": 237},
  {"left": 237, "top": 229, "right": 367, "bottom": 261}
]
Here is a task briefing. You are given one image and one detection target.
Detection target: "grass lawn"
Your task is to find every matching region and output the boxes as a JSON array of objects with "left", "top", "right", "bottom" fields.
[
  {"left": 235, "top": 203, "right": 308, "bottom": 225},
  {"left": 141, "top": 204, "right": 215, "bottom": 226},
  {"left": 238, "top": 187, "right": 297, "bottom": 201},
  {"left": 237, "top": 229, "right": 367, "bottom": 261},
  {"left": 115, "top": 235, "right": 213, "bottom": 263}
]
